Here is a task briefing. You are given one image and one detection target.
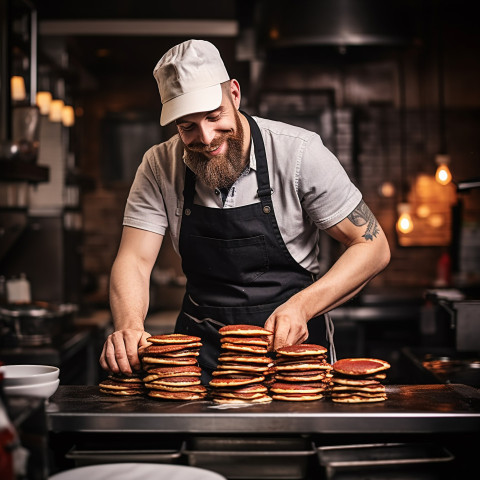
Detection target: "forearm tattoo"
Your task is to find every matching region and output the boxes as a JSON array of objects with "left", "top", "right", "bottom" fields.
[{"left": 347, "top": 200, "right": 380, "bottom": 241}]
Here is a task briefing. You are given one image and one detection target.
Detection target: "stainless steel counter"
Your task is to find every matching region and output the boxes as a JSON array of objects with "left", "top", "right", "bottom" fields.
[{"left": 47, "top": 384, "right": 480, "bottom": 434}]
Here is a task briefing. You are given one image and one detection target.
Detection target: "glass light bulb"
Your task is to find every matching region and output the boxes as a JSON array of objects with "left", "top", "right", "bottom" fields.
[{"left": 435, "top": 164, "right": 452, "bottom": 185}]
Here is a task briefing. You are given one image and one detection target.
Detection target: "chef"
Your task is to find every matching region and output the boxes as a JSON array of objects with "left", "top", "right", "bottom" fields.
[{"left": 99, "top": 39, "right": 390, "bottom": 382}]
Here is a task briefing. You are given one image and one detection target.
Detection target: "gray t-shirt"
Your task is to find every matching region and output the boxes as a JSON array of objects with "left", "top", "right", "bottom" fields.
[{"left": 123, "top": 116, "right": 362, "bottom": 275}]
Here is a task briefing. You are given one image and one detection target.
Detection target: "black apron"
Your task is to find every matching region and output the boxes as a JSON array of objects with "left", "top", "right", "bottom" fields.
[{"left": 175, "top": 112, "right": 331, "bottom": 381}]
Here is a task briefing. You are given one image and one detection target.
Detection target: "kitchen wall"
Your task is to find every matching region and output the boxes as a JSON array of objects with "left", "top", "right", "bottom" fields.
[{"left": 33, "top": 0, "right": 480, "bottom": 308}]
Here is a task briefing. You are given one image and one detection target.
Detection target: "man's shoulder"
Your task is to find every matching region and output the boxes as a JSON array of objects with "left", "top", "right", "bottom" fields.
[
  {"left": 145, "top": 133, "right": 183, "bottom": 160},
  {"left": 254, "top": 116, "right": 318, "bottom": 142}
]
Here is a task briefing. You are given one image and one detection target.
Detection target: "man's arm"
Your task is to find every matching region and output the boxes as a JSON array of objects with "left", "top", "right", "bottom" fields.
[
  {"left": 99, "top": 226, "right": 164, "bottom": 374},
  {"left": 264, "top": 200, "right": 390, "bottom": 351}
]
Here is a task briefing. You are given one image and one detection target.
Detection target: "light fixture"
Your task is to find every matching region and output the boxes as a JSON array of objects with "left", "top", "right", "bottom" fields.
[
  {"left": 49, "top": 99, "right": 64, "bottom": 122},
  {"left": 379, "top": 181, "right": 395, "bottom": 198},
  {"left": 11, "top": 76, "right": 26, "bottom": 101},
  {"left": 36, "top": 91, "right": 52, "bottom": 115},
  {"left": 396, "top": 203, "right": 414, "bottom": 234},
  {"left": 61, "top": 105, "right": 75, "bottom": 127},
  {"left": 435, "top": 154, "right": 452, "bottom": 186}
]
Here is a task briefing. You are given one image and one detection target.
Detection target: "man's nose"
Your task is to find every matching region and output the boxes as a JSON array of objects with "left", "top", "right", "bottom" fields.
[{"left": 197, "top": 123, "right": 216, "bottom": 146}]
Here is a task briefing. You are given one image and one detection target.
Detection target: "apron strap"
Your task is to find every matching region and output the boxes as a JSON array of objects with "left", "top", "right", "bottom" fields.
[
  {"left": 324, "top": 312, "right": 337, "bottom": 364},
  {"left": 183, "top": 166, "right": 196, "bottom": 211}
]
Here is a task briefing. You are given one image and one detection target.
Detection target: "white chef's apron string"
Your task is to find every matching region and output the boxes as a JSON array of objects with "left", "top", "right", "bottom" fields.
[{"left": 324, "top": 312, "right": 337, "bottom": 364}]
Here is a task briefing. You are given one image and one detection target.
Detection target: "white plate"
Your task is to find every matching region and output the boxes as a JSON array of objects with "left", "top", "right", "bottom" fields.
[
  {"left": 2, "top": 364, "right": 59, "bottom": 386},
  {"left": 48, "top": 463, "right": 227, "bottom": 480},
  {"left": 4, "top": 378, "right": 59, "bottom": 398}
]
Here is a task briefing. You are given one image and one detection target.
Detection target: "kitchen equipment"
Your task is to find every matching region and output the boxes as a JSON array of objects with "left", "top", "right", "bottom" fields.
[
  {"left": 0, "top": 303, "right": 69, "bottom": 346},
  {"left": 48, "top": 463, "right": 227, "bottom": 480},
  {"left": 182, "top": 436, "right": 316, "bottom": 479},
  {"left": 2, "top": 364, "right": 59, "bottom": 386},
  {"left": 317, "top": 442, "right": 454, "bottom": 479}
]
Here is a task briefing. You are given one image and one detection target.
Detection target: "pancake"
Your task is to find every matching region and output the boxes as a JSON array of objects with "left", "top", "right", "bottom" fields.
[
  {"left": 332, "top": 384, "right": 386, "bottom": 393},
  {"left": 218, "top": 354, "right": 272, "bottom": 364},
  {"left": 274, "top": 361, "right": 331, "bottom": 372},
  {"left": 332, "top": 377, "right": 382, "bottom": 386},
  {"left": 211, "top": 384, "right": 268, "bottom": 395},
  {"left": 221, "top": 343, "right": 268, "bottom": 354},
  {"left": 333, "top": 358, "right": 391, "bottom": 376},
  {"left": 219, "top": 325, "right": 273, "bottom": 336},
  {"left": 147, "top": 376, "right": 201, "bottom": 387},
  {"left": 272, "top": 393, "right": 324, "bottom": 402},
  {"left": 107, "top": 373, "right": 144, "bottom": 383},
  {"left": 147, "top": 334, "right": 201, "bottom": 344},
  {"left": 148, "top": 390, "right": 207, "bottom": 401},
  {"left": 142, "top": 366, "right": 201, "bottom": 382},
  {"left": 99, "top": 388, "right": 145, "bottom": 396},
  {"left": 143, "top": 343, "right": 202, "bottom": 354},
  {"left": 212, "top": 394, "right": 272, "bottom": 404},
  {"left": 143, "top": 356, "right": 198, "bottom": 366},
  {"left": 144, "top": 384, "right": 207, "bottom": 393},
  {"left": 217, "top": 363, "right": 270, "bottom": 373},
  {"left": 276, "top": 344, "right": 328, "bottom": 356},
  {"left": 331, "top": 394, "right": 387, "bottom": 403},
  {"left": 270, "top": 382, "right": 328, "bottom": 394},
  {"left": 275, "top": 373, "right": 331, "bottom": 382},
  {"left": 158, "top": 349, "right": 201, "bottom": 357},
  {"left": 209, "top": 375, "right": 265, "bottom": 387},
  {"left": 220, "top": 336, "right": 269, "bottom": 346},
  {"left": 99, "top": 378, "right": 144, "bottom": 390}
]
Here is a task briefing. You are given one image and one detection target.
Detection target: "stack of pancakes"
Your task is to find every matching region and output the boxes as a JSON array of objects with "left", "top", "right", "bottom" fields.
[
  {"left": 140, "top": 334, "right": 207, "bottom": 401},
  {"left": 209, "top": 325, "right": 274, "bottom": 404},
  {"left": 270, "top": 344, "right": 333, "bottom": 401},
  {"left": 331, "top": 357, "right": 390, "bottom": 403},
  {"left": 99, "top": 372, "right": 146, "bottom": 396}
]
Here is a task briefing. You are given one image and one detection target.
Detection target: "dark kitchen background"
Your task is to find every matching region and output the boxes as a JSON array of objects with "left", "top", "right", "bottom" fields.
[{"left": 1, "top": 0, "right": 479, "bottom": 385}]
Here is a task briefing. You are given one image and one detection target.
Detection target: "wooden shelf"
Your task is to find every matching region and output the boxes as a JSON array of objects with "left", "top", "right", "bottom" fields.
[{"left": 0, "top": 162, "right": 49, "bottom": 183}]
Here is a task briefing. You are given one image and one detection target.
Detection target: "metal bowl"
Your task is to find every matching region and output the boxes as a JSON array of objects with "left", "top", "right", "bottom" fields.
[{"left": 2, "top": 364, "right": 59, "bottom": 386}]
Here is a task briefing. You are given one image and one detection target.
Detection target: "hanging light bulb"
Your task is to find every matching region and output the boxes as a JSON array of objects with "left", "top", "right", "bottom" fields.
[
  {"left": 11, "top": 76, "right": 26, "bottom": 101},
  {"left": 49, "top": 99, "right": 64, "bottom": 122},
  {"left": 396, "top": 202, "right": 414, "bottom": 234},
  {"left": 61, "top": 105, "right": 75, "bottom": 127},
  {"left": 36, "top": 91, "right": 52, "bottom": 115},
  {"left": 435, "top": 154, "right": 452, "bottom": 185}
]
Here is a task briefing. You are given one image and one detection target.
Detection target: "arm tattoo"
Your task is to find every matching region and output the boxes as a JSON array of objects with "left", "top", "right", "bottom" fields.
[{"left": 347, "top": 200, "right": 380, "bottom": 241}]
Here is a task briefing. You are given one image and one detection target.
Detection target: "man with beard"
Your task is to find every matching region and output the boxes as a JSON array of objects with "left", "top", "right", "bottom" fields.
[{"left": 100, "top": 40, "right": 390, "bottom": 382}]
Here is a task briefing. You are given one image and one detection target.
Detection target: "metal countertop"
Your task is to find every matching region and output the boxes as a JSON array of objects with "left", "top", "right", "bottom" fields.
[{"left": 46, "top": 384, "right": 480, "bottom": 434}]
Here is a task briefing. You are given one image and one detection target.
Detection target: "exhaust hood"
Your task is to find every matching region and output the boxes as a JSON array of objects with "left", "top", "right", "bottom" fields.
[{"left": 256, "top": 0, "right": 420, "bottom": 49}]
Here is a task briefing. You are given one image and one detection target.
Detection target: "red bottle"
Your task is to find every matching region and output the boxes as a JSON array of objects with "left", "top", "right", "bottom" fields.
[{"left": 0, "top": 365, "right": 16, "bottom": 480}]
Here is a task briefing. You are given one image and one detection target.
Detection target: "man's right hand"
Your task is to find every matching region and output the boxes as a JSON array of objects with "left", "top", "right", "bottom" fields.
[{"left": 99, "top": 329, "right": 151, "bottom": 375}]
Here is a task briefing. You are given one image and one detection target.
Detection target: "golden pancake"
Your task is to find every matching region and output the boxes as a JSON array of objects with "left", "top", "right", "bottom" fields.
[
  {"left": 160, "top": 348, "right": 201, "bottom": 357},
  {"left": 148, "top": 390, "right": 207, "bottom": 401},
  {"left": 212, "top": 394, "right": 272, "bottom": 404},
  {"left": 143, "top": 343, "right": 202, "bottom": 354},
  {"left": 221, "top": 343, "right": 268, "bottom": 354},
  {"left": 270, "top": 382, "right": 328, "bottom": 394},
  {"left": 210, "top": 375, "right": 265, "bottom": 387},
  {"left": 219, "top": 325, "right": 273, "bottom": 336},
  {"left": 271, "top": 393, "right": 324, "bottom": 401},
  {"left": 99, "top": 388, "right": 145, "bottom": 396},
  {"left": 217, "top": 363, "right": 270, "bottom": 373},
  {"left": 220, "top": 336, "right": 269, "bottom": 346},
  {"left": 218, "top": 353, "right": 272, "bottom": 364},
  {"left": 142, "top": 366, "right": 201, "bottom": 382},
  {"left": 107, "top": 373, "right": 144, "bottom": 383},
  {"left": 147, "top": 334, "right": 201, "bottom": 344},
  {"left": 147, "top": 376, "right": 201, "bottom": 387},
  {"left": 332, "top": 384, "right": 386, "bottom": 393},
  {"left": 274, "top": 362, "right": 332, "bottom": 372},
  {"left": 333, "top": 358, "right": 391, "bottom": 375},
  {"left": 332, "top": 377, "right": 382, "bottom": 386},
  {"left": 331, "top": 394, "right": 387, "bottom": 403},
  {"left": 99, "top": 379, "right": 144, "bottom": 390},
  {"left": 276, "top": 344, "right": 327, "bottom": 356},
  {"left": 143, "top": 356, "right": 198, "bottom": 366},
  {"left": 144, "top": 384, "right": 207, "bottom": 393}
]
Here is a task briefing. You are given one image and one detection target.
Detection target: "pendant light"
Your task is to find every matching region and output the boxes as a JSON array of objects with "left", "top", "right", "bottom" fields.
[
  {"left": 434, "top": 3, "right": 452, "bottom": 186},
  {"left": 11, "top": 76, "right": 27, "bottom": 101},
  {"left": 396, "top": 55, "right": 414, "bottom": 235}
]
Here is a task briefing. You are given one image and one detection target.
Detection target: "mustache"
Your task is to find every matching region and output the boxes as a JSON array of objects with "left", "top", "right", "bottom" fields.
[{"left": 186, "top": 131, "right": 233, "bottom": 153}]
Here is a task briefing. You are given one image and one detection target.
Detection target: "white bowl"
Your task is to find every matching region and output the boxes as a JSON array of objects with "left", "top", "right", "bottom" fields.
[
  {"left": 4, "top": 378, "right": 59, "bottom": 398},
  {"left": 2, "top": 364, "right": 59, "bottom": 386}
]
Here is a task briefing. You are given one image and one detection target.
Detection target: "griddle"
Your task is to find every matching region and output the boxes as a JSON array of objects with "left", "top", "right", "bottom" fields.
[{"left": 46, "top": 384, "right": 480, "bottom": 434}]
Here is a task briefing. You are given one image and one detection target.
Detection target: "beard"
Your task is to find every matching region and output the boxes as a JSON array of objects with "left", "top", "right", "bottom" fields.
[{"left": 183, "top": 111, "right": 246, "bottom": 189}]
